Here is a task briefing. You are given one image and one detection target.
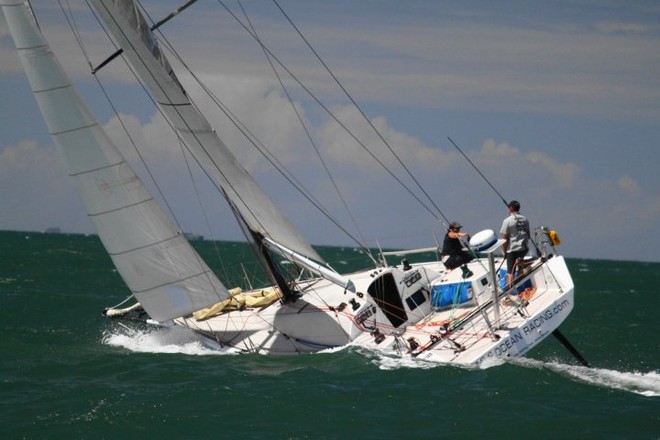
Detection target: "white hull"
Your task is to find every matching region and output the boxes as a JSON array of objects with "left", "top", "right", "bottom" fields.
[{"left": 174, "top": 254, "right": 573, "bottom": 366}]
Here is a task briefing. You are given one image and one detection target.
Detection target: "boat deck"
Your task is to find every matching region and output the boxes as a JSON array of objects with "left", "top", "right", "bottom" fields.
[{"left": 353, "top": 256, "right": 574, "bottom": 365}]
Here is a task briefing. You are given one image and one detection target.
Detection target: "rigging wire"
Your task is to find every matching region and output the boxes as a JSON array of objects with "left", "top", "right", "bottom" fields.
[
  {"left": 64, "top": 1, "right": 228, "bottom": 301},
  {"left": 153, "top": 37, "right": 372, "bottom": 261},
  {"left": 447, "top": 137, "right": 543, "bottom": 254},
  {"left": 235, "top": 0, "right": 377, "bottom": 265},
  {"left": 59, "top": 0, "right": 91, "bottom": 64},
  {"left": 270, "top": 0, "right": 450, "bottom": 227},
  {"left": 48, "top": 2, "right": 585, "bottom": 363},
  {"left": 137, "top": 3, "right": 349, "bottom": 298},
  {"left": 173, "top": 135, "right": 241, "bottom": 285},
  {"left": 129, "top": 1, "right": 293, "bottom": 289},
  {"left": 447, "top": 136, "right": 568, "bottom": 311},
  {"left": 142, "top": 2, "right": 379, "bottom": 262},
  {"left": 76, "top": 0, "right": 190, "bottom": 226},
  {"left": 75, "top": 0, "right": 438, "bottom": 278},
  {"left": 215, "top": 0, "right": 446, "bottom": 225},
  {"left": 68, "top": 0, "right": 189, "bottom": 229},
  {"left": 71, "top": 1, "right": 445, "bottom": 291},
  {"left": 448, "top": 137, "right": 508, "bottom": 207},
  {"left": 100, "top": 0, "right": 296, "bottom": 281},
  {"left": 150, "top": 0, "right": 198, "bottom": 31}
]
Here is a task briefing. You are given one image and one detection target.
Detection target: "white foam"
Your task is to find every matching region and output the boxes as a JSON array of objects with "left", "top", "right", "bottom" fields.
[
  {"left": 102, "top": 325, "right": 237, "bottom": 356},
  {"left": 374, "top": 353, "right": 437, "bottom": 370},
  {"left": 477, "top": 356, "right": 507, "bottom": 369},
  {"left": 338, "top": 344, "right": 461, "bottom": 371}
]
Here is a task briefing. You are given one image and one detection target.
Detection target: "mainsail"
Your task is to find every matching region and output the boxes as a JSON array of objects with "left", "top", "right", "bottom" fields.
[
  {"left": 2, "top": 0, "right": 228, "bottom": 321},
  {"left": 89, "top": 0, "right": 323, "bottom": 263}
]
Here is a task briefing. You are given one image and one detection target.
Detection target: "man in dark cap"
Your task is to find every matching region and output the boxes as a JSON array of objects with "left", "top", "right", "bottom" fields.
[
  {"left": 441, "top": 221, "right": 474, "bottom": 275},
  {"left": 500, "top": 200, "right": 530, "bottom": 287}
]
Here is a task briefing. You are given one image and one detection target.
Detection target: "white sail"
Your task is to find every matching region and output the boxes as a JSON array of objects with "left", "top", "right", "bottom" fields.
[
  {"left": 90, "top": 0, "right": 323, "bottom": 262},
  {"left": 2, "top": 0, "right": 228, "bottom": 321}
]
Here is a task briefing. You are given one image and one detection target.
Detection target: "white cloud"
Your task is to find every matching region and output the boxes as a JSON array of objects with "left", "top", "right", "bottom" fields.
[
  {"left": 477, "top": 139, "right": 579, "bottom": 187},
  {"left": 617, "top": 175, "right": 641, "bottom": 193},
  {"left": 526, "top": 151, "right": 580, "bottom": 187},
  {"left": 595, "top": 21, "right": 657, "bottom": 34},
  {"left": 315, "top": 106, "right": 454, "bottom": 176},
  {"left": 481, "top": 139, "right": 519, "bottom": 158},
  {"left": 0, "top": 140, "right": 46, "bottom": 171}
]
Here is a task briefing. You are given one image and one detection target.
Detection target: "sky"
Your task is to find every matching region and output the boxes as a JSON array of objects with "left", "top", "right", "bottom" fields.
[{"left": 1, "top": 1, "right": 659, "bottom": 262}]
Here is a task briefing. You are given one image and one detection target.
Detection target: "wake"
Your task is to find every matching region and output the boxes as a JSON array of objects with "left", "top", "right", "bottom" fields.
[
  {"left": 100, "top": 326, "right": 660, "bottom": 396},
  {"left": 342, "top": 346, "right": 660, "bottom": 397},
  {"left": 511, "top": 357, "right": 660, "bottom": 397}
]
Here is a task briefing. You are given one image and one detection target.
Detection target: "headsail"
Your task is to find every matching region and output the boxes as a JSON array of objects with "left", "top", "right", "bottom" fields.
[
  {"left": 1, "top": 0, "right": 228, "bottom": 321},
  {"left": 90, "top": 0, "right": 323, "bottom": 263}
]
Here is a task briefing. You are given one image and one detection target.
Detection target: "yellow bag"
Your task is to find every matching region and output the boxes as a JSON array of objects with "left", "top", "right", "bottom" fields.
[{"left": 546, "top": 230, "right": 561, "bottom": 246}]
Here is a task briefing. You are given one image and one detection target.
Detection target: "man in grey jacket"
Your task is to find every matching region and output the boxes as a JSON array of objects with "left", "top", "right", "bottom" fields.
[{"left": 500, "top": 200, "right": 530, "bottom": 287}]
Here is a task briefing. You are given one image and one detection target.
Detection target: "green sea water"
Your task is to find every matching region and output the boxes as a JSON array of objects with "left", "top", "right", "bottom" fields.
[{"left": 1, "top": 230, "right": 658, "bottom": 439}]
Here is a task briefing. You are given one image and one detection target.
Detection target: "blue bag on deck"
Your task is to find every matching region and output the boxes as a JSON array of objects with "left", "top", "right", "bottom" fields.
[
  {"left": 431, "top": 282, "right": 471, "bottom": 309},
  {"left": 498, "top": 269, "right": 532, "bottom": 295}
]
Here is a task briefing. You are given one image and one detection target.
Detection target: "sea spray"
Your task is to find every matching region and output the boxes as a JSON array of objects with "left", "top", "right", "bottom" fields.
[{"left": 102, "top": 325, "right": 231, "bottom": 356}]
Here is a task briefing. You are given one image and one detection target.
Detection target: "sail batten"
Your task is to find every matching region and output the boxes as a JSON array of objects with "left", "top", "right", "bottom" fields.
[
  {"left": 88, "top": 197, "right": 156, "bottom": 218},
  {"left": 33, "top": 83, "right": 72, "bottom": 94},
  {"left": 2, "top": 0, "right": 229, "bottom": 322},
  {"left": 51, "top": 123, "right": 100, "bottom": 137},
  {"left": 107, "top": 233, "right": 182, "bottom": 257},
  {"left": 69, "top": 160, "right": 125, "bottom": 177},
  {"left": 130, "top": 270, "right": 217, "bottom": 294}
]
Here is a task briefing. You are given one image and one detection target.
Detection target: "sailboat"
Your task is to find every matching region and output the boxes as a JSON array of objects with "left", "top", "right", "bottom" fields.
[{"left": 2, "top": 0, "right": 583, "bottom": 365}]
